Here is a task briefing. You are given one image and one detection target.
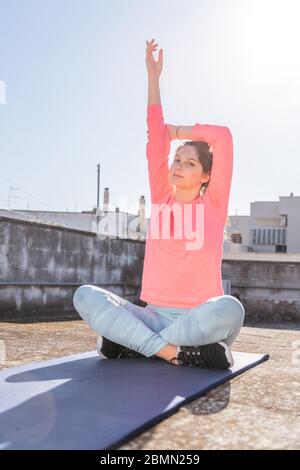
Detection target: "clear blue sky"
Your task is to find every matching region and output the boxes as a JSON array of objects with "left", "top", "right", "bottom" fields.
[{"left": 0, "top": 0, "right": 299, "bottom": 218}]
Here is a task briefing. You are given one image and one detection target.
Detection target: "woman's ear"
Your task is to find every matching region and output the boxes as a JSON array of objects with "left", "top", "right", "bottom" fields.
[{"left": 202, "top": 173, "right": 210, "bottom": 184}]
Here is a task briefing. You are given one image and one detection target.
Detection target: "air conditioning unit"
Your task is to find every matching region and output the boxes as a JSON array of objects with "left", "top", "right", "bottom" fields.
[{"left": 222, "top": 279, "right": 231, "bottom": 295}]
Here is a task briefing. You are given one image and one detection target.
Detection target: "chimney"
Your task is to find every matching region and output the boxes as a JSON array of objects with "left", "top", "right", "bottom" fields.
[
  {"left": 138, "top": 195, "right": 146, "bottom": 234},
  {"left": 115, "top": 206, "right": 119, "bottom": 239},
  {"left": 290, "top": 192, "right": 294, "bottom": 197},
  {"left": 103, "top": 187, "right": 109, "bottom": 212}
]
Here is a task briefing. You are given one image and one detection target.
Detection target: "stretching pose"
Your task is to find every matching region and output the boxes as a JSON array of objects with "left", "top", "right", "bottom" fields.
[{"left": 72, "top": 39, "right": 245, "bottom": 369}]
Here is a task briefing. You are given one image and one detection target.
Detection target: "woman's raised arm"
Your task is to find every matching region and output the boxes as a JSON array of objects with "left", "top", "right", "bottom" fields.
[
  {"left": 146, "top": 38, "right": 163, "bottom": 105},
  {"left": 145, "top": 39, "right": 173, "bottom": 204}
]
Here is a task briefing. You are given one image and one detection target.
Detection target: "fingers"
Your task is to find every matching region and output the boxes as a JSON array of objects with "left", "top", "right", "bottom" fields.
[
  {"left": 146, "top": 45, "right": 158, "bottom": 51},
  {"left": 146, "top": 39, "right": 159, "bottom": 52},
  {"left": 146, "top": 39, "right": 157, "bottom": 45}
]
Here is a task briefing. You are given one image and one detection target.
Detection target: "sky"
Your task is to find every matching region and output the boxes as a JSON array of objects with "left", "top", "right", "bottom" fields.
[{"left": 0, "top": 0, "right": 299, "bottom": 219}]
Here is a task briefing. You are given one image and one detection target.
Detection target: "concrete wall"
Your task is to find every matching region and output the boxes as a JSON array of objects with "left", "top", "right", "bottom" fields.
[
  {"left": 0, "top": 215, "right": 145, "bottom": 322},
  {"left": 222, "top": 254, "right": 300, "bottom": 322},
  {"left": 1, "top": 215, "right": 300, "bottom": 323}
]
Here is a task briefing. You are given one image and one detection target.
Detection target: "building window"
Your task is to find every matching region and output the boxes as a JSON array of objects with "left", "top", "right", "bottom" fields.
[
  {"left": 275, "top": 245, "right": 287, "bottom": 253},
  {"left": 272, "top": 229, "right": 275, "bottom": 244},
  {"left": 276, "top": 230, "right": 281, "bottom": 244},
  {"left": 252, "top": 228, "right": 286, "bottom": 246},
  {"left": 231, "top": 232, "right": 242, "bottom": 244}
]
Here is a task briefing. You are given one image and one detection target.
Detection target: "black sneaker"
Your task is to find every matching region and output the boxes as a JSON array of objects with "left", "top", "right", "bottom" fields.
[
  {"left": 97, "top": 336, "right": 160, "bottom": 360},
  {"left": 169, "top": 341, "right": 234, "bottom": 370}
]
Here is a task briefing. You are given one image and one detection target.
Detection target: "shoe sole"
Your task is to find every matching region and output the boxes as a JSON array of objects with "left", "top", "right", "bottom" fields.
[
  {"left": 96, "top": 336, "right": 105, "bottom": 357},
  {"left": 218, "top": 341, "right": 234, "bottom": 368}
]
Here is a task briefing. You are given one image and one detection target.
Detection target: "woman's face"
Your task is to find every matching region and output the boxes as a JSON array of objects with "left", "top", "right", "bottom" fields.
[{"left": 169, "top": 145, "right": 210, "bottom": 189}]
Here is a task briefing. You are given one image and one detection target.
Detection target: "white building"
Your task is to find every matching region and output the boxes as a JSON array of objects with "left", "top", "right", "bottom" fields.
[{"left": 224, "top": 193, "right": 300, "bottom": 254}]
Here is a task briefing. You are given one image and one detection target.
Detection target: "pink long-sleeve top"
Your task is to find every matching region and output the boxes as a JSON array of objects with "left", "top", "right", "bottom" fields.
[{"left": 140, "top": 104, "right": 233, "bottom": 308}]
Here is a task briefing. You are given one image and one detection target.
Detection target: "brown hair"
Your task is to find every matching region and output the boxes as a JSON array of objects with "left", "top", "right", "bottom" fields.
[
  {"left": 175, "top": 141, "right": 213, "bottom": 197},
  {"left": 175, "top": 141, "right": 230, "bottom": 241}
]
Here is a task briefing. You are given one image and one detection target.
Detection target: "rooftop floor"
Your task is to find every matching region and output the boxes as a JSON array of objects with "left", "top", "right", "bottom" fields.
[{"left": 0, "top": 320, "right": 299, "bottom": 450}]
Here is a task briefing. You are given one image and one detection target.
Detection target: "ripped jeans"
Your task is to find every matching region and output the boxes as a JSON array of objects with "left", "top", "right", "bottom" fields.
[{"left": 72, "top": 285, "right": 245, "bottom": 358}]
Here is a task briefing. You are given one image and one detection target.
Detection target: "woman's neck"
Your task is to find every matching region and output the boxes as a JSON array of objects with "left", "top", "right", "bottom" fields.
[{"left": 173, "top": 185, "right": 201, "bottom": 202}]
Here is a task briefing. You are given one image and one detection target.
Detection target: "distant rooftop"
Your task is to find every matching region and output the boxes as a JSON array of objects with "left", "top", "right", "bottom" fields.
[{"left": 223, "top": 252, "right": 300, "bottom": 262}]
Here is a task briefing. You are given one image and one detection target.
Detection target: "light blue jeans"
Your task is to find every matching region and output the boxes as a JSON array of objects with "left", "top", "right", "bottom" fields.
[{"left": 73, "top": 285, "right": 245, "bottom": 358}]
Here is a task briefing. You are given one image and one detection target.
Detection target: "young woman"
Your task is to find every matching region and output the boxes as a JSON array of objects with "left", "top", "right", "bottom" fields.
[{"left": 72, "top": 38, "right": 245, "bottom": 369}]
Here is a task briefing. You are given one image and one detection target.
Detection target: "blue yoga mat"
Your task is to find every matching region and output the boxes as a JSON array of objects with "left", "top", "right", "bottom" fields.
[{"left": 0, "top": 350, "right": 269, "bottom": 450}]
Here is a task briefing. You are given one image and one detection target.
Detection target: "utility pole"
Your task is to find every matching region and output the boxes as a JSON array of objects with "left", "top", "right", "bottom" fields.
[{"left": 96, "top": 164, "right": 101, "bottom": 236}]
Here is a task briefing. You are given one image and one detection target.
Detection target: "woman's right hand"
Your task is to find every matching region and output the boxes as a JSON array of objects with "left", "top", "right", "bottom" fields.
[{"left": 145, "top": 38, "right": 163, "bottom": 79}]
